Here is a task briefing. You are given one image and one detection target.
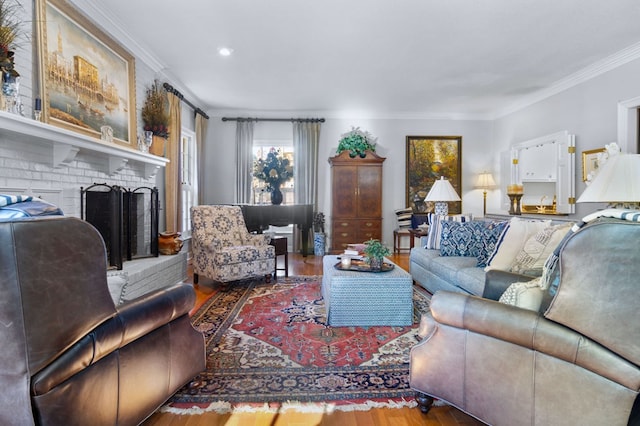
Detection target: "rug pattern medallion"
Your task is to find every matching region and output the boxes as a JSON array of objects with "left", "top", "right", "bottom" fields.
[{"left": 170, "top": 276, "right": 430, "bottom": 407}]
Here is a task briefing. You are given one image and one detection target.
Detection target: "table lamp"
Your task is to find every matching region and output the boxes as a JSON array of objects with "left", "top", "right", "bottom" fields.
[
  {"left": 577, "top": 153, "right": 640, "bottom": 209},
  {"left": 475, "top": 172, "right": 496, "bottom": 216},
  {"left": 424, "top": 176, "right": 461, "bottom": 216}
]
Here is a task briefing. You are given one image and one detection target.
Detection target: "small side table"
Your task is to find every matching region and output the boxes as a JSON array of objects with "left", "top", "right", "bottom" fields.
[
  {"left": 393, "top": 228, "right": 412, "bottom": 253},
  {"left": 270, "top": 237, "right": 288, "bottom": 278}
]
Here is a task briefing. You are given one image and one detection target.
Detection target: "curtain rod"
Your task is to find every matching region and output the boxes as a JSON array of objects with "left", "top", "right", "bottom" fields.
[
  {"left": 221, "top": 117, "right": 325, "bottom": 123},
  {"left": 162, "top": 82, "right": 210, "bottom": 119}
]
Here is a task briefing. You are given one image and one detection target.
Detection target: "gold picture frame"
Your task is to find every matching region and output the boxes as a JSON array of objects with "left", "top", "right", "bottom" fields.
[
  {"left": 406, "top": 136, "right": 462, "bottom": 214},
  {"left": 36, "top": 0, "right": 137, "bottom": 146},
  {"left": 582, "top": 148, "right": 606, "bottom": 182}
]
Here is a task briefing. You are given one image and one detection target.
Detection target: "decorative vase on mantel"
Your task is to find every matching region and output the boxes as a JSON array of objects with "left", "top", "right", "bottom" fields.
[
  {"left": 149, "top": 135, "right": 166, "bottom": 157},
  {"left": 271, "top": 184, "right": 283, "bottom": 205}
]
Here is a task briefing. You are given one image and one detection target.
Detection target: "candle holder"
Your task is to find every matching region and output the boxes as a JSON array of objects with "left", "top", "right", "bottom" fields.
[{"left": 508, "top": 193, "right": 523, "bottom": 215}]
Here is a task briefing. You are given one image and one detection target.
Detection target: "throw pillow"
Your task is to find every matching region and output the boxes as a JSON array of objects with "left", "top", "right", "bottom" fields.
[
  {"left": 498, "top": 277, "right": 544, "bottom": 312},
  {"left": 394, "top": 207, "right": 413, "bottom": 228},
  {"left": 484, "top": 217, "right": 551, "bottom": 272},
  {"left": 424, "top": 214, "right": 445, "bottom": 249},
  {"left": 439, "top": 220, "right": 508, "bottom": 266},
  {"left": 510, "top": 223, "right": 573, "bottom": 276},
  {"left": 423, "top": 213, "right": 474, "bottom": 249}
]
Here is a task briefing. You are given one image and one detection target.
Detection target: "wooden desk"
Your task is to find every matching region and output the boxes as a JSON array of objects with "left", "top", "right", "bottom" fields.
[{"left": 238, "top": 204, "right": 313, "bottom": 255}]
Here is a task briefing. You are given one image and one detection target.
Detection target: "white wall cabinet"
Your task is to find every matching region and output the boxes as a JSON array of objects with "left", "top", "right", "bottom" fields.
[{"left": 504, "top": 131, "right": 575, "bottom": 214}]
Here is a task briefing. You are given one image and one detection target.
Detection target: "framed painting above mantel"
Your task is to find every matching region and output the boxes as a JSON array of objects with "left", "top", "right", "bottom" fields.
[
  {"left": 35, "top": 0, "right": 137, "bottom": 147},
  {"left": 406, "top": 136, "right": 462, "bottom": 214}
]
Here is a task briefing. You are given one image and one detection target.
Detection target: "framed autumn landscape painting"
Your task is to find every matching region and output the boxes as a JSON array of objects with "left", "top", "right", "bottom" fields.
[{"left": 406, "top": 136, "right": 462, "bottom": 214}]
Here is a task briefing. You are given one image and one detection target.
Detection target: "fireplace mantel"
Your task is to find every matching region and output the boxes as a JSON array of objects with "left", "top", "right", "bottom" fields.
[{"left": 0, "top": 111, "right": 168, "bottom": 178}]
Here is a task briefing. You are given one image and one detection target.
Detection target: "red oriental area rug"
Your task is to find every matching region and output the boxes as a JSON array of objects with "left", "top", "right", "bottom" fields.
[{"left": 162, "top": 276, "right": 431, "bottom": 414}]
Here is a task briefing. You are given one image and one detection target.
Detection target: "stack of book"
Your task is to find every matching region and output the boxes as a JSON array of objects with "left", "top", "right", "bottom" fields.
[{"left": 343, "top": 243, "right": 366, "bottom": 258}]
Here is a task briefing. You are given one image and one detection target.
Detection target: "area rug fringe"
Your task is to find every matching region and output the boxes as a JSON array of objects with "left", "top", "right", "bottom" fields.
[{"left": 160, "top": 398, "right": 427, "bottom": 415}]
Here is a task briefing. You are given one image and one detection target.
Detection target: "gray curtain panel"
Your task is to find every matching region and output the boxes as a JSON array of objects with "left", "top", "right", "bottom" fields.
[
  {"left": 235, "top": 120, "right": 255, "bottom": 203},
  {"left": 293, "top": 121, "right": 321, "bottom": 252}
]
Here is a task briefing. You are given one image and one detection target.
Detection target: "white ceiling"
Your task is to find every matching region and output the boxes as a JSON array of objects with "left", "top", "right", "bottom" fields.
[{"left": 94, "top": 0, "right": 640, "bottom": 119}]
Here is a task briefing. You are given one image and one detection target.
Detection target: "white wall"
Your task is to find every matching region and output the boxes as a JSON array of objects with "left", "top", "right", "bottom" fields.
[
  {"left": 493, "top": 57, "right": 640, "bottom": 219},
  {"left": 204, "top": 116, "right": 493, "bottom": 248}
]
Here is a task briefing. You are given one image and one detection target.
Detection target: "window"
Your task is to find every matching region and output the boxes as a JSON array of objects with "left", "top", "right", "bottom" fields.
[
  {"left": 252, "top": 139, "right": 294, "bottom": 205},
  {"left": 180, "top": 128, "right": 197, "bottom": 237}
]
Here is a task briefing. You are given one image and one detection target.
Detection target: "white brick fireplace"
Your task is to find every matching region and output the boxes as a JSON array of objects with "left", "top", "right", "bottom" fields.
[
  {"left": 0, "top": 111, "right": 187, "bottom": 304},
  {"left": 0, "top": 111, "right": 166, "bottom": 213}
]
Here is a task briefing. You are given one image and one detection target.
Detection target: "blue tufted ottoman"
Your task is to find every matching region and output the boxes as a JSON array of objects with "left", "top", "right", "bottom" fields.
[{"left": 321, "top": 255, "right": 413, "bottom": 326}]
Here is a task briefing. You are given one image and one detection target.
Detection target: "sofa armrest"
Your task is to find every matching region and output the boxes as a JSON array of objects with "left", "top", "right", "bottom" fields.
[
  {"left": 428, "top": 291, "right": 640, "bottom": 389},
  {"left": 482, "top": 269, "right": 533, "bottom": 300},
  {"left": 32, "top": 283, "right": 196, "bottom": 394}
]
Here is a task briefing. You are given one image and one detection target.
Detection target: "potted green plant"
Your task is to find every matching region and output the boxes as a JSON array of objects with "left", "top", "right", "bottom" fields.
[
  {"left": 363, "top": 238, "right": 390, "bottom": 270},
  {"left": 313, "top": 212, "right": 326, "bottom": 256},
  {"left": 336, "top": 126, "right": 377, "bottom": 158}
]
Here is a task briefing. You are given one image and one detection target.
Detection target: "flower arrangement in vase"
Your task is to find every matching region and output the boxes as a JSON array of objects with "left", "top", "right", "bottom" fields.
[
  {"left": 363, "top": 239, "right": 390, "bottom": 270},
  {"left": 337, "top": 126, "right": 378, "bottom": 158},
  {"left": 253, "top": 148, "right": 293, "bottom": 205},
  {"left": 0, "top": 0, "right": 23, "bottom": 79},
  {"left": 141, "top": 79, "right": 169, "bottom": 138}
]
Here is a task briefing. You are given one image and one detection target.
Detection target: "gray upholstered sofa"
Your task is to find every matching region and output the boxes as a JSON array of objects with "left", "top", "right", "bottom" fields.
[
  {"left": 410, "top": 246, "right": 486, "bottom": 295},
  {"left": 409, "top": 215, "right": 573, "bottom": 296}
]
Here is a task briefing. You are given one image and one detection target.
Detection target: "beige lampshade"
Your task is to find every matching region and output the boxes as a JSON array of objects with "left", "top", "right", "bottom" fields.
[
  {"left": 425, "top": 177, "right": 461, "bottom": 202},
  {"left": 475, "top": 172, "right": 496, "bottom": 190},
  {"left": 577, "top": 154, "right": 640, "bottom": 206}
]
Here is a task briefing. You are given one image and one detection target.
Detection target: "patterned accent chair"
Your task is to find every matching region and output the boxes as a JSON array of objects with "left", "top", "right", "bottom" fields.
[
  {"left": 191, "top": 205, "right": 276, "bottom": 284},
  {"left": 409, "top": 218, "right": 640, "bottom": 425}
]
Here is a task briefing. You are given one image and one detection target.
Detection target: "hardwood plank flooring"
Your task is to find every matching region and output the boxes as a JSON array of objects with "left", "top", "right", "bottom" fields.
[{"left": 143, "top": 252, "right": 484, "bottom": 426}]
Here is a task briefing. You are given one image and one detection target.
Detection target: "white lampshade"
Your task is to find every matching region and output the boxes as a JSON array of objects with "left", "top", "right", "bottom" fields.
[
  {"left": 577, "top": 153, "right": 640, "bottom": 207},
  {"left": 475, "top": 172, "right": 496, "bottom": 190},
  {"left": 425, "top": 177, "right": 461, "bottom": 215}
]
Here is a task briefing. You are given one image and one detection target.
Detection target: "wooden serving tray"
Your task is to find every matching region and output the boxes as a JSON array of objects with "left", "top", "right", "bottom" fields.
[{"left": 334, "top": 260, "right": 395, "bottom": 273}]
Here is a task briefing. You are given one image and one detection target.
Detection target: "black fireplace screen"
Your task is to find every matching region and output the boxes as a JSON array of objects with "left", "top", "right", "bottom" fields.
[{"left": 81, "top": 184, "right": 158, "bottom": 270}]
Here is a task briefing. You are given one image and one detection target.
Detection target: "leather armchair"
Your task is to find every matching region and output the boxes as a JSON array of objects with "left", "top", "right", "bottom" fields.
[
  {"left": 190, "top": 205, "right": 275, "bottom": 284},
  {"left": 410, "top": 218, "right": 640, "bottom": 426},
  {"left": 0, "top": 216, "right": 205, "bottom": 426}
]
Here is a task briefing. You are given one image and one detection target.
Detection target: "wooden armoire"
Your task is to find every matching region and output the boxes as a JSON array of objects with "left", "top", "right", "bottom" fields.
[{"left": 329, "top": 150, "right": 386, "bottom": 251}]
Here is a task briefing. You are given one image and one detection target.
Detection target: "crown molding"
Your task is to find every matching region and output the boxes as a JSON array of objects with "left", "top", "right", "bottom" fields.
[
  {"left": 493, "top": 41, "right": 640, "bottom": 119},
  {"left": 68, "top": 0, "right": 165, "bottom": 72},
  {"left": 209, "top": 108, "right": 494, "bottom": 122}
]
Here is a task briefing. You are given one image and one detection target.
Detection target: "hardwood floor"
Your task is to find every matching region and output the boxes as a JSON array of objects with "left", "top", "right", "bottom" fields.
[{"left": 143, "top": 252, "right": 484, "bottom": 426}]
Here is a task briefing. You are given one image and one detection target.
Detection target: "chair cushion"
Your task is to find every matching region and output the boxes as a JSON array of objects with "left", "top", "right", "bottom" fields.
[{"left": 213, "top": 244, "right": 275, "bottom": 264}]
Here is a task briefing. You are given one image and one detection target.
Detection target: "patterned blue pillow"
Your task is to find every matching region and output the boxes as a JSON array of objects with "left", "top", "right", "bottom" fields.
[{"left": 439, "top": 220, "right": 508, "bottom": 267}]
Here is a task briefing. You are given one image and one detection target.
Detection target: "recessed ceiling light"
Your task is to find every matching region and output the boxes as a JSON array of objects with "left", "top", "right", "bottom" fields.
[{"left": 218, "top": 47, "right": 234, "bottom": 57}]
